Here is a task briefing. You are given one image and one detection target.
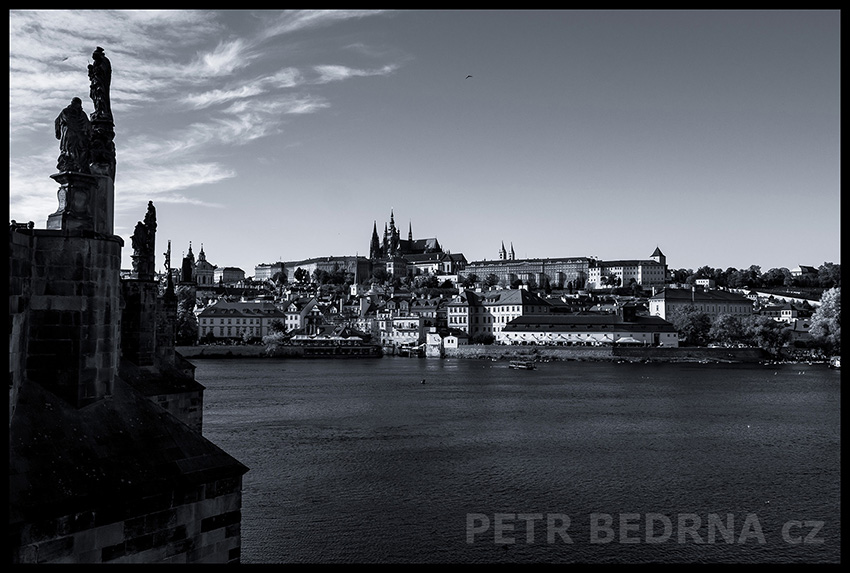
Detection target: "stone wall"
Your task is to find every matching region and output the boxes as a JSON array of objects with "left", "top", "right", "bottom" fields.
[
  {"left": 9, "top": 225, "right": 34, "bottom": 422},
  {"left": 149, "top": 387, "right": 204, "bottom": 434},
  {"left": 121, "top": 279, "right": 159, "bottom": 367},
  {"left": 445, "top": 344, "right": 614, "bottom": 361},
  {"left": 12, "top": 476, "right": 242, "bottom": 563},
  {"left": 17, "top": 229, "right": 123, "bottom": 408},
  {"left": 445, "top": 344, "right": 768, "bottom": 363}
]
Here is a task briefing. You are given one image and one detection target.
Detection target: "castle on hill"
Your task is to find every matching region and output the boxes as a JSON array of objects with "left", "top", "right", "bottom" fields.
[{"left": 369, "top": 209, "right": 442, "bottom": 260}]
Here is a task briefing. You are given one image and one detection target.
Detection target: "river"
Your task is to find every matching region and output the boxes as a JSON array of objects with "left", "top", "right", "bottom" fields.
[{"left": 196, "top": 357, "right": 841, "bottom": 563}]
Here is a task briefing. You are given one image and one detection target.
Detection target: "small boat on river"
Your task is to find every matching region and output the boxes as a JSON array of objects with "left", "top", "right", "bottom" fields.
[{"left": 509, "top": 360, "right": 536, "bottom": 370}]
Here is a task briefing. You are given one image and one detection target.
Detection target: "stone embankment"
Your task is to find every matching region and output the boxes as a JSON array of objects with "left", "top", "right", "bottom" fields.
[
  {"left": 178, "top": 345, "right": 770, "bottom": 363},
  {"left": 445, "top": 345, "right": 768, "bottom": 363},
  {"left": 177, "top": 345, "right": 269, "bottom": 358}
]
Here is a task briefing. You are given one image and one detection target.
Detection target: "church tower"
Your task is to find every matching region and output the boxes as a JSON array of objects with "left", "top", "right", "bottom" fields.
[
  {"left": 194, "top": 243, "right": 216, "bottom": 286},
  {"left": 650, "top": 246, "right": 666, "bottom": 267},
  {"left": 499, "top": 241, "right": 507, "bottom": 260},
  {"left": 369, "top": 221, "right": 381, "bottom": 260},
  {"left": 180, "top": 241, "right": 195, "bottom": 284}
]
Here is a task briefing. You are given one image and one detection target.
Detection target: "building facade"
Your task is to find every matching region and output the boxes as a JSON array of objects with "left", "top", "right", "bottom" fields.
[
  {"left": 284, "top": 256, "right": 371, "bottom": 284},
  {"left": 461, "top": 256, "right": 591, "bottom": 290},
  {"left": 498, "top": 311, "right": 679, "bottom": 347},
  {"left": 197, "top": 300, "right": 288, "bottom": 341},
  {"left": 254, "top": 261, "right": 286, "bottom": 282},
  {"left": 193, "top": 244, "right": 216, "bottom": 287},
  {"left": 586, "top": 252, "right": 667, "bottom": 290},
  {"left": 648, "top": 287, "right": 754, "bottom": 321},
  {"left": 214, "top": 266, "right": 246, "bottom": 285},
  {"left": 447, "top": 288, "right": 551, "bottom": 338},
  {"left": 462, "top": 246, "right": 666, "bottom": 291}
]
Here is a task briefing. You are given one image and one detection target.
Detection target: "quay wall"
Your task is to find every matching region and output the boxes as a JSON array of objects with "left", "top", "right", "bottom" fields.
[
  {"left": 178, "top": 346, "right": 270, "bottom": 358},
  {"left": 445, "top": 345, "right": 768, "bottom": 363},
  {"left": 178, "top": 345, "right": 769, "bottom": 363}
]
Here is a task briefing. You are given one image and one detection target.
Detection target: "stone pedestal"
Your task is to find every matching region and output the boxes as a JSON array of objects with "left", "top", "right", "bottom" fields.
[
  {"left": 90, "top": 164, "right": 115, "bottom": 234},
  {"left": 46, "top": 172, "right": 99, "bottom": 232}
]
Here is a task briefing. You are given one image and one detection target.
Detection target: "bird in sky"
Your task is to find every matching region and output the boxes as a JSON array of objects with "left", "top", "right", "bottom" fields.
[{"left": 466, "top": 75, "right": 472, "bottom": 79}]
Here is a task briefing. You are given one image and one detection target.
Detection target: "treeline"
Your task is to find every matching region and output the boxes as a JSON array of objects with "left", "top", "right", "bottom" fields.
[
  {"left": 667, "top": 286, "right": 841, "bottom": 357},
  {"left": 668, "top": 262, "right": 840, "bottom": 292}
]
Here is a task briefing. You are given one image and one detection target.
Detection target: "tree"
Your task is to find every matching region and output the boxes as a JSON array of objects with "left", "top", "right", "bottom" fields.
[
  {"left": 762, "top": 267, "right": 792, "bottom": 288},
  {"left": 175, "top": 287, "right": 198, "bottom": 345},
  {"left": 745, "top": 265, "right": 762, "bottom": 288},
  {"left": 724, "top": 268, "right": 747, "bottom": 289},
  {"left": 742, "top": 315, "right": 790, "bottom": 356},
  {"left": 484, "top": 273, "right": 500, "bottom": 288},
  {"left": 294, "top": 267, "right": 309, "bottom": 283},
  {"left": 809, "top": 287, "right": 840, "bottom": 355},
  {"left": 669, "top": 268, "right": 692, "bottom": 284},
  {"left": 602, "top": 275, "right": 620, "bottom": 291},
  {"left": 371, "top": 266, "right": 388, "bottom": 284},
  {"left": 312, "top": 268, "right": 330, "bottom": 285},
  {"left": 817, "top": 263, "right": 841, "bottom": 289},
  {"left": 668, "top": 304, "right": 711, "bottom": 346},
  {"left": 471, "top": 333, "right": 495, "bottom": 345},
  {"left": 688, "top": 266, "right": 719, "bottom": 285},
  {"left": 708, "top": 314, "right": 746, "bottom": 346},
  {"left": 269, "top": 319, "right": 287, "bottom": 334},
  {"left": 460, "top": 273, "right": 478, "bottom": 288}
]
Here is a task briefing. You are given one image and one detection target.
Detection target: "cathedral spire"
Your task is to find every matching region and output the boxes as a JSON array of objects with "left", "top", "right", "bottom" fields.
[
  {"left": 164, "top": 240, "right": 175, "bottom": 299},
  {"left": 370, "top": 221, "right": 381, "bottom": 260}
]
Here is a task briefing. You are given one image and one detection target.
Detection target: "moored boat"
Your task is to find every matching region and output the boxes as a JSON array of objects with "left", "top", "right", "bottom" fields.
[{"left": 509, "top": 360, "right": 536, "bottom": 370}]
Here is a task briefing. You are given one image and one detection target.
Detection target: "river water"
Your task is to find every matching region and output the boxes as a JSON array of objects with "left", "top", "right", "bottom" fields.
[{"left": 196, "top": 357, "right": 840, "bottom": 564}]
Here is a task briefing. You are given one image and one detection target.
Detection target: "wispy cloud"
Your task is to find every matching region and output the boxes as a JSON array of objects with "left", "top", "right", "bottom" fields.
[
  {"left": 187, "top": 39, "right": 253, "bottom": 77},
  {"left": 115, "top": 162, "right": 235, "bottom": 209},
  {"left": 257, "top": 9, "right": 389, "bottom": 40},
  {"left": 313, "top": 64, "right": 399, "bottom": 83},
  {"left": 181, "top": 85, "right": 268, "bottom": 109},
  {"left": 9, "top": 9, "right": 396, "bottom": 234}
]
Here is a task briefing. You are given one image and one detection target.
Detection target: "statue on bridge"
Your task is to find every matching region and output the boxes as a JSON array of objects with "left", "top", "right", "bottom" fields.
[{"left": 54, "top": 97, "right": 91, "bottom": 173}]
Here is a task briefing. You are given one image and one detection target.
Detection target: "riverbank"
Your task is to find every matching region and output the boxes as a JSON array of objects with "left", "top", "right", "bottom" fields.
[
  {"left": 444, "top": 345, "right": 771, "bottom": 363},
  {"left": 177, "top": 344, "right": 777, "bottom": 363}
]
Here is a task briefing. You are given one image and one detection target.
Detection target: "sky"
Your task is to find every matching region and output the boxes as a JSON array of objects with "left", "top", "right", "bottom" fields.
[{"left": 9, "top": 10, "right": 841, "bottom": 276}]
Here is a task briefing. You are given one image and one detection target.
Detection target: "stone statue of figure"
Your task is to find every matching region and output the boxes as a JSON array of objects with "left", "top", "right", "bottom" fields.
[
  {"left": 143, "top": 201, "right": 157, "bottom": 250},
  {"left": 88, "top": 46, "right": 112, "bottom": 122},
  {"left": 131, "top": 201, "right": 157, "bottom": 276},
  {"left": 55, "top": 97, "right": 91, "bottom": 173},
  {"left": 131, "top": 221, "right": 146, "bottom": 255}
]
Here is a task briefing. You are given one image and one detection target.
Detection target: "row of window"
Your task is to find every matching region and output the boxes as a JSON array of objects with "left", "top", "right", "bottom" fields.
[
  {"left": 201, "top": 317, "right": 270, "bottom": 325},
  {"left": 201, "top": 326, "right": 261, "bottom": 336},
  {"left": 449, "top": 315, "right": 517, "bottom": 325},
  {"left": 654, "top": 303, "right": 751, "bottom": 314}
]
